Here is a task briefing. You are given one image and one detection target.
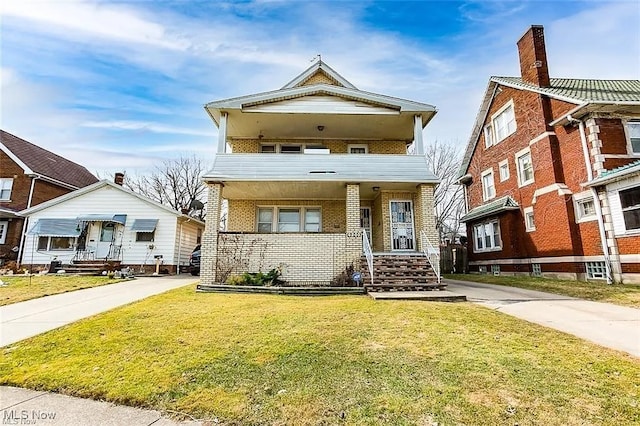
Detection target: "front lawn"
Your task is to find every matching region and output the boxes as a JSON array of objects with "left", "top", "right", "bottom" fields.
[
  {"left": 1, "top": 286, "right": 638, "bottom": 425},
  {"left": 445, "top": 274, "right": 640, "bottom": 308},
  {"left": 0, "top": 275, "right": 125, "bottom": 306}
]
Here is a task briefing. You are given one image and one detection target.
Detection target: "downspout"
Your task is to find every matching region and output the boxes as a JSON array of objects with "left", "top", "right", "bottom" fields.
[
  {"left": 567, "top": 115, "right": 613, "bottom": 284},
  {"left": 17, "top": 176, "right": 38, "bottom": 267}
]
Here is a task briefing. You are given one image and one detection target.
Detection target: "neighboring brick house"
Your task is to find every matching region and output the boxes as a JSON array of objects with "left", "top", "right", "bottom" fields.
[
  {"left": 199, "top": 60, "right": 441, "bottom": 287},
  {"left": 0, "top": 130, "right": 98, "bottom": 266},
  {"left": 458, "top": 26, "right": 640, "bottom": 283}
]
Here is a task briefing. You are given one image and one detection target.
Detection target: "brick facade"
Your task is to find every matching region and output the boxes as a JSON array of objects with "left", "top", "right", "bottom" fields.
[
  {"left": 229, "top": 139, "right": 407, "bottom": 154},
  {"left": 461, "top": 26, "right": 640, "bottom": 283}
]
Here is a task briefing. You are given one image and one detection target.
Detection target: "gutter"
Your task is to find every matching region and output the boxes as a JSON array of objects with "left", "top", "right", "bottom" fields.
[{"left": 566, "top": 114, "right": 613, "bottom": 284}]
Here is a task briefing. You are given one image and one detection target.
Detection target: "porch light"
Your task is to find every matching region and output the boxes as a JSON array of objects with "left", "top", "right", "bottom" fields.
[
  {"left": 373, "top": 186, "right": 380, "bottom": 191},
  {"left": 317, "top": 125, "right": 325, "bottom": 131}
]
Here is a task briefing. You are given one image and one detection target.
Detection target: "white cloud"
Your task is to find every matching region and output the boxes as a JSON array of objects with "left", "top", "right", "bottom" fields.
[{"left": 82, "top": 120, "right": 215, "bottom": 137}]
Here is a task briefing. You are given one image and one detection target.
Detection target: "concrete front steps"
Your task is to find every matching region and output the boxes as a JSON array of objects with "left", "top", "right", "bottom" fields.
[
  {"left": 60, "top": 260, "right": 121, "bottom": 275},
  {"left": 362, "top": 253, "right": 446, "bottom": 292}
]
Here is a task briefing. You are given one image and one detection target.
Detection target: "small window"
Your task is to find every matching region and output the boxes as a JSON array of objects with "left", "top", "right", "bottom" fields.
[
  {"left": 257, "top": 208, "right": 274, "bottom": 233},
  {"left": 260, "top": 144, "right": 276, "bottom": 153},
  {"left": 348, "top": 144, "right": 368, "bottom": 154},
  {"left": 0, "top": 178, "right": 13, "bottom": 201},
  {"left": 0, "top": 220, "right": 7, "bottom": 244},
  {"left": 516, "top": 149, "right": 534, "bottom": 187},
  {"left": 620, "top": 186, "right": 640, "bottom": 231},
  {"left": 524, "top": 207, "right": 535, "bottom": 232},
  {"left": 481, "top": 169, "right": 495, "bottom": 201},
  {"left": 586, "top": 261, "right": 607, "bottom": 280},
  {"left": 304, "top": 208, "right": 321, "bottom": 232},
  {"left": 626, "top": 121, "right": 640, "bottom": 154},
  {"left": 280, "top": 145, "right": 302, "bottom": 154},
  {"left": 485, "top": 101, "right": 516, "bottom": 147},
  {"left": 484, "top": 125, "right": 494, "bottom": 148},
  {"left": 499, "top": 160, "right": 509, "bottom": 182},
  {"left": 575, "top": 196, "right": 597, "bottom": 222},
  {"left": 491, "top": 264, "right": 500, "bottom": 276},
  {"left": 532, "top": 263, "right": 542, "bottom": 277},
  {"left": 478, "top": 265, "right": 487, "bottom": 274},
  {"left": 136, "top": 232, "right": 155, "bottom": 242}
]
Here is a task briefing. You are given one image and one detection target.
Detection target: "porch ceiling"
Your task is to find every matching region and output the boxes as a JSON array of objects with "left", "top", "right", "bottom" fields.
[
  {"left": 225, "top": 111, "right": 418, "bottom": 140},
  {"left": 221, "top": 181, "right": 421, "bottom": 200}
]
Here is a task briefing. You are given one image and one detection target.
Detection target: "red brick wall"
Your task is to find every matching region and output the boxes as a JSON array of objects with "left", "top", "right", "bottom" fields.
[
  {"left": 597, "top": 118, "right": 629, "bottom": 155},
  {"left": 617, "top": 237, "right": 640, "bottom": 256}
]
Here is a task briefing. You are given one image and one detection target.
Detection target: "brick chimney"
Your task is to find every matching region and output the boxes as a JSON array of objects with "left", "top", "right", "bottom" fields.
[
  {"left": 517, "top": 25, "right": 550, "bottom": 87},
  {"left": 114, "top": 172, "right": 124, "bottom": 186}
]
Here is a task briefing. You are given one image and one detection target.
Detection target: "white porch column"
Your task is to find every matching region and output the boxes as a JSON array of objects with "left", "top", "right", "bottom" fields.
[
  {"left": 217, "top": 112, "right": 228, "bottom": 154},
  {"left": 413, "top": 115, "right": 424, "bottom": 155}
]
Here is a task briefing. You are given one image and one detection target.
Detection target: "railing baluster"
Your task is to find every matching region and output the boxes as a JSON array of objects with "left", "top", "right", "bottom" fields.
[{"left": 419, "top": 230, "right": 441, "bottom": 285}]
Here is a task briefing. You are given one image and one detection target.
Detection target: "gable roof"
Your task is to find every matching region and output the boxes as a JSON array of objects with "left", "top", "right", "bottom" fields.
[
  {"left": 281, "top": 59, "right": 357, "bottom": 90},
  {"left": 1, "top": 130, "right": 98, "bottom": 189},
  {"left": 458, "top": 77, "right": 640, "bottom": 178},
  {"left": 460, "top": 195, "right": 519, "bottom": 223},
  {"left": 20, "top": 179, "right": 205, "bottom": 225}
]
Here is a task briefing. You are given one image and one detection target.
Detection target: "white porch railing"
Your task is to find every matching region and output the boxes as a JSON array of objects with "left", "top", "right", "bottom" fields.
[
  {"left": 362, "top": 228, "right": 374, "bottom": 286},
  {"left": 420, "top": 230, "right": 441, "bottom": 285}
]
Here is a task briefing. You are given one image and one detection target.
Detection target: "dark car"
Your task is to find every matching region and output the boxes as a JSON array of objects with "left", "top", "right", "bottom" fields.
[{"left": 189, "top": 245, "right": 201, "bottom": 276}]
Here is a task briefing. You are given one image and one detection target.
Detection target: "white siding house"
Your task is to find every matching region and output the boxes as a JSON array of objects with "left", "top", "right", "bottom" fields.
[{"left": 20, "top": 180, "right": 204, "bottom": 273}]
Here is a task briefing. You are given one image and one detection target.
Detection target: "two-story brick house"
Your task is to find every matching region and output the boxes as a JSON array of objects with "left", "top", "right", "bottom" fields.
[
  {"left": 0, "top": 130, "right": 98, "bottom": 266},
  {"left": 458, "top": 26, "right": 640, "bottom": 283},
  {"left": 199, "top": 60, "right": 441, "bottom": 287}
]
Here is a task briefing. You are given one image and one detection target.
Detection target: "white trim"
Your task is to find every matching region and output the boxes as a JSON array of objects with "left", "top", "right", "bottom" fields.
[
  {"left": 515, "top": 147, "right": 534, "bottom": 188},
  {"left": 573, "top": 191, "right": 598, "bottom": 223},
  {"left": 255, "top": 205, "right": 322, "bottom": 233},
  {"left": 472, "top": 219, "right": 502, "bottom": 252},
  {"left": 498, "top": 159, "right": 510, "bottom": 182},
  {"left": 529, "top": 131, "right": 556, "bottom": 146},
  {"left": 623, "top": 119, "right": 640, "bottom": 155},
  {"left": 602, "top": 154, "right": 640, "bottom": 159},
  {"left": 523, "top": 206, "right": 535, "bottom": 232},
  {"left": 488, "top": 99, "right": 517, "bottom": 145},
  {"left": 481, "top": 168, "right": 495, "bottom": 201},
  {"left": 0, "top": 178, "right": 14, "bottom": 201},
  {"left": 218, "top": 112, "right": 228, "bottom": 154},
  {"left": 0, "top": 220, "right": 8, "bottom": 244},
  {"left": 531, "top": 183, "right": 572, "bottom": 204}
]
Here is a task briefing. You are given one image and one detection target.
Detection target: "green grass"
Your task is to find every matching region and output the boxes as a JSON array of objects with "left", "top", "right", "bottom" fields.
[
  {"left": 445, "top": 274, "right": 640, "bottom": 308},
  {"left": 0, "top": 275, "right": 125, "bottom": 306},
  {"left": 1, "top": 286, "right": 638, "bottom": 425}
]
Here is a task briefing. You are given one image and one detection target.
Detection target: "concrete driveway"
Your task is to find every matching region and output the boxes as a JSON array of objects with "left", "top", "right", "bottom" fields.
[
  {"left": 1, "top": 275, "right": 197, "bottom": 347},
  {"left": 445, "top": 278, "right": 640, "bottom": 358}
]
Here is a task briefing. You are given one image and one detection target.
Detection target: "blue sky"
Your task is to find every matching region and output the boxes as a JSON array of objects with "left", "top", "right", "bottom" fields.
[{"left": 1, "top": 0, "right": 639, "bottom": 175}]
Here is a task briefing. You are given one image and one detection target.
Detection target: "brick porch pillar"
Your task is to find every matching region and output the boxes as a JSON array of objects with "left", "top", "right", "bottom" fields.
[
  {"left": 345, "top": 183, "right": 362, "bottom": 270},
  {"left": 416, "top": 183, "right": 437, "bottom": 251},
  {"left": 200, "top": 182, "right": 223, "bottom": 285}
]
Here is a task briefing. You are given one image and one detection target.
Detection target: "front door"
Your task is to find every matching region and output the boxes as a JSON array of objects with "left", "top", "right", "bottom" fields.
[
  {"left": 96, "top": 222, "right": 115, "bottom": 259},
  {"left": 360, "top": 207, "right": 372, "bottom": 244},
  {"left": 390, "top": 201, "right": 415, "bottom": 250}
]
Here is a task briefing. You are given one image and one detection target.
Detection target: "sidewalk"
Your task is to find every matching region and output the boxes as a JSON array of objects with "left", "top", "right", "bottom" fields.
[
  {"left": 445, "top": 278, "right": 640, "bottom": 357},
  {"left": 1, "top": 386, "right": 203, "bottom": 425},
  {"left": 1, "top": 275, "right": 197, "bottom": 346}
]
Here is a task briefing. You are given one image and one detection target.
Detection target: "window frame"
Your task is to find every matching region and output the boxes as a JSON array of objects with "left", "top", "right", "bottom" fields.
[
  {"left": 574, "top": 192, "right": 598, "bottom": 223},
  {"left": 498, "top": 159, "right": 510, "bottom": 182},
  {"left": 37, "top": 236, "right": 76, "bottom": 251},
  {"left": 348, "top": 144, "right": 368, "bottom": 154},
  {"left": 135, "top": 231, "right": 155, "bottom": 242},
  {"left": 485, "top": 100, "right": 517, "bottom": 148},
  {"left": 481, "top": 168, "right": 496, "bottom": 201},
  {"left": 585, "top": 261, "right": 607, "bottom": 280},
  {"left": 472, "top": 219, "right": 501, "bottom": 252},
  {"left": 624, "top": 120, "right": 640, "bottom": 155},
  {"left": 0, "top": 220, "right": 8, "bottom": 244},
  {"left": 524, "top": 206, "right": 535, "bottom": 232},
  {"left": 515, "top": 148, "right": 534, "bottom": 187},
  {"left": 0, "top": 178, "right": 14, "bottom": 201},
  {"left": 256, "top": 206, "right": 322, "bottom": 233},
  {"left": 619, "top": 185, "right": 640, "bottom": 232}
]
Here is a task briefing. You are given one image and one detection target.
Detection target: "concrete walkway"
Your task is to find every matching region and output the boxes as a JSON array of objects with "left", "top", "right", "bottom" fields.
[
  {"left": 445, "top": 278, "right": 640, "bottom": 357},
  {"left": 1, "top": 386, "right": 202, "bottom": 425},
  {"left": 1, "top": 275, "right": 197, "bottom": 346}
]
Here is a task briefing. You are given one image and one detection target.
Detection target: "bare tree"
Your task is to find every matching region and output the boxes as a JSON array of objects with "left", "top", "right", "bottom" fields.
[
  {"left": 125, "top": 155, "right": 209, "bottom": 220},
  {"left": 424, "top": 140, "right": 465, "bottom": 243}
]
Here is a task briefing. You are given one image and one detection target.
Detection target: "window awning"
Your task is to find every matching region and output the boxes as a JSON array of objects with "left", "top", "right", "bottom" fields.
[
  {"left": 28, "top": 219, "right": 81, "bottom": 237},
  {"left": 131, "top": 219, "right": 158, "bottom": 232},
  {"left": 460, "top": 196, "right": 519, "bottom": 223},
  {"left": 76, "top": 214, "right": 127, "bottom": 224}
]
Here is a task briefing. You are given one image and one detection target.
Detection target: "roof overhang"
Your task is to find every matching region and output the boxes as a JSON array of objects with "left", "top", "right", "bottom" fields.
[
  {"left": 460, "top": 196, "right": 520, "bottom": 223},
  {"left": 550, "top": 103, "right": 640, "bottom": 127},
  {"left": 585, "top": 161, "right": 640, "bottom": 187}
]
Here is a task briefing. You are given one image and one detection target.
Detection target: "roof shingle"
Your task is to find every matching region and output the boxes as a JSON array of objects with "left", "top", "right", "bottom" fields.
[{"left": 1, "top": 130, "right": 98, "bottom": 189}]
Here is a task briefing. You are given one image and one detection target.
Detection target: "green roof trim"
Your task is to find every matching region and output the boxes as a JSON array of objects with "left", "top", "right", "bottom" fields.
[
  {"left": 586, "top": 160, "right": 640, "bottom": 187},
  {"left": 460, "top": 196, "right": 519, "bottom": 223}
]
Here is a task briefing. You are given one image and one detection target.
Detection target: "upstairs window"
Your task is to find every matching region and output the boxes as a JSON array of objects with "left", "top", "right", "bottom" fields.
[
  {"left": 348, "top": 144, "right": 368, "bottom": 154},
  {"left": 0, "top": 220, "right": 7, "bottom": 244},
  {"left": 481, "top": 169, "right": 495, "bottom": 201},
  {"left": 280, "top": 145, "right": 302, "bottom": 154},
  {"left": 499, "top": 159, "right": 510, "bottom": 182},
  {"left": 516, "top": 149, "right": 534, "bottom": 187},
  {"left": 620, "top": 186, "right": 640, "bottom": 231},
  {"left": 626, "top": 121, "right": 640, "bottom": 154},
  {"left": 260, "top": 144, "right": 276, "bottom": 153},
  {"left": 485, "top": 100, "right": 516, "bottom": 147},
  {"left": 0, "top": 178, "right": 13, "bottom": 201},
  {"left": 524, "top": 207, "right": 535, "bottom": 232}
]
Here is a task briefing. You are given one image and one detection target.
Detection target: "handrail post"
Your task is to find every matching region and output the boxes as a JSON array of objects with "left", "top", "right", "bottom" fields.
[{"left": 362, "top": 229, "right": 374, "bottom": 286}]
